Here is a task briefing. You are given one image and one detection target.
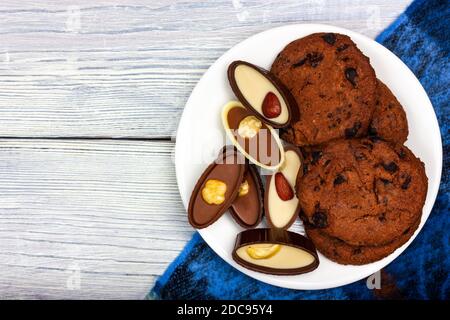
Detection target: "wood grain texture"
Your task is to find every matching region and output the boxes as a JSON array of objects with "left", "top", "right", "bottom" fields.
[
  {"left": 0, "top": 0, "right": 412, "bottom": 299},
  {"left": 0, "top": 139, "right": 192, "bottom": 299},
  {"left": 0, "top": 0, "right": 410, "bottom": 138}
]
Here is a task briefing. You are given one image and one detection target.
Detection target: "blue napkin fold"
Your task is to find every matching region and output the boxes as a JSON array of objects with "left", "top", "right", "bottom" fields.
[{"left": 149, "top": 0, "right": 449, "bottom": 300}]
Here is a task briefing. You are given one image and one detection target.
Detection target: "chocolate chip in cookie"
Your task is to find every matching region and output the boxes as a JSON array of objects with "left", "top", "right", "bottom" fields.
[{"left": 322, "top": 33, "right": 337, "bottom": 45}]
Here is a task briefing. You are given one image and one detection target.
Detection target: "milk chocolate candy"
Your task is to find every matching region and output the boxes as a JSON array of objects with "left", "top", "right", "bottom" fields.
[
  {"left": 228, "top": 60, "right": 295, "bottom": 128},
  {"left": 188, "top": 148, "right": 245, "bottom": 229},
  {"left": 229, "top": 164, "right": 264, "bottom": 228},
  {"left": 232, "top": 228, "right": 319, "bottom": 275},
  {"left": 222, "top": 101, "right": 285, "bottom": 171},
  {"left": 265, "top": 146, "right": 303, "bottom": 229}
]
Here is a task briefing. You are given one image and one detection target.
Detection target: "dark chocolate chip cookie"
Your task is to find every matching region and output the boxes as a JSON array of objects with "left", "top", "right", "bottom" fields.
[
  {"left": 271, "top": 33, "right": 377, "bottom": 146},
  {"left": 298, "top": 138, "right": 427, "bottom": 246}
]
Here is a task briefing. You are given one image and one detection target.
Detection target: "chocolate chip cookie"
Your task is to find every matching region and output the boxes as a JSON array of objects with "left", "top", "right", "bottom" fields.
[
  {"left": 271, "top": 33, "right": 377, "bottom": 146},
  {"left": 369, "top": 80, "right": 409, "bottom": 144},
  {"left": 298, "top": 138, "right": 427, "bottom": 246},
  {"left": 305, "top": 217, "right": 420, "bottom": 265}
]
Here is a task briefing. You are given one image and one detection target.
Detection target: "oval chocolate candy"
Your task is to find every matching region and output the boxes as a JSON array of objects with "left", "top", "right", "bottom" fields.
[
  {"left": 221, "top": 101, "right": 285, "bottom": 171},
  {"left": 229, "top": 164, "right": 264, "bottom": 228},
  {"left": 188, "top": 148, "right": 246, "bottom": 229},
  {"left": 232, "top": 228, "right": 319, "bottom": 275},
  {"left": 227, "top": 60, "right": 294, "bottom": 128},
  {"left": 265, "top": 145, "right": 303, "bottom": 229}
]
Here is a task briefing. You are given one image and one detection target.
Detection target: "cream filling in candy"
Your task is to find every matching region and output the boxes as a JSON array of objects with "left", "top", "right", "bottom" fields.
[
  {"left": 234, "top": 64, "right": 289, "bottom": 125},
  {"left": 268, "top": 150, "right": 301, "bottom": 228},
  {"left": 236, "top": 243, "right": 315, "bottom": 269}
]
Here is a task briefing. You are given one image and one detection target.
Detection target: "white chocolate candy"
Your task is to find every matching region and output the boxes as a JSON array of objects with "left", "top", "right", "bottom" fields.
[
  {"left": 267, "top": 150, "right": 301, "bottom": 228},
  {"left": 234, "top": 64, "right": 289, "bottom": 125},
  {"left": 236, "top": 243, "right": 315, "bottom": 269}
]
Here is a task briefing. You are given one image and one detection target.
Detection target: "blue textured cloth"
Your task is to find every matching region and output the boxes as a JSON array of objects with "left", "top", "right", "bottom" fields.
[{"left": 149, "top": 0, "right": 449, "bottom": 300}]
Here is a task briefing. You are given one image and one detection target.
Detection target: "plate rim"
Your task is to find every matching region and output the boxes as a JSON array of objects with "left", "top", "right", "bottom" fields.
[{"left": 175, "top": 23, "right": 443, "bottom": 290}]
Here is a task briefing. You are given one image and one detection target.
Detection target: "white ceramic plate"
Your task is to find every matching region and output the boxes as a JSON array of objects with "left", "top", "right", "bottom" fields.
[{"left": 175, "top": 24, "right": 442, "bottom": 290}]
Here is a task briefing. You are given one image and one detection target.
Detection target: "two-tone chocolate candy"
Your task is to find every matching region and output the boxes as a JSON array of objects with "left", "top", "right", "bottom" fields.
[
  {"left": 229, "top": 164, "right": 264, "bottom": 228},
  {"left": 188, "top": 148, "right": 245, "bottom": 229},
  {"left": 222, "top": 60, "right": 297, "bottom": 170},
  {"left": 227, "top": 60, "right": 294, "bottom": 128},
  {"left": 232, "top": 228, "right": 319, "bottom": 275},
  {"left": 265, "top": 146, "right": 303, "bottom": 229},
  {"left": 222, "top": 101, "right": 285, "bottom": 170}
]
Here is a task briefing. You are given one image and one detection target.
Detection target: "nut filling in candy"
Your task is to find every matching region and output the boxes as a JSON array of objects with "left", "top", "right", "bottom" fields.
[{"left": 201, "top": 179, "right": 227, "bottom": 205}]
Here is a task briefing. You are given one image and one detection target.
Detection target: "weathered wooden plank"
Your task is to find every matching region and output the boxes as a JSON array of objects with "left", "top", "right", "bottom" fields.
[
  {"left": 0, "top": 0, "right": 412, "bottom": 300},
  {"left": 0, "top": 139, "right": 192, "bottom": 299},
  {"left": 0, "top": 0, "right": 411, "bottom": 138}
]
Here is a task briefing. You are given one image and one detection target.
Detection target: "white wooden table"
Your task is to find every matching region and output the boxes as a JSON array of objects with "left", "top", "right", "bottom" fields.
[{"left": 0, "top": 0, "right": 411, "bottom": 299}]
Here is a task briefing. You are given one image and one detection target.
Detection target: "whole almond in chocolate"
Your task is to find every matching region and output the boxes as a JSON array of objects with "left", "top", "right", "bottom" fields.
[
  {"left": 188, "top": 148, "right": 245, "bottom": 229},
  {"left": 262, "top": 92, "right": 281, "bottom": 118},
  {"left": 274, "top": 172, "right": 294, "bottom": 201},
  {"left": 222, "top": 101, "right": 285, "bottom": 171},
  {"left": 265, "top": 146, "right": 303, "bottom": 229},
  {"left": 228, "top": 60, "right": 293, "bottom": 128},
  {"left": 229, "top": 165, "right": 264, "bottom": 228},
  {"left": 232, "top": 228, "right": 319, "bottom": 275}
]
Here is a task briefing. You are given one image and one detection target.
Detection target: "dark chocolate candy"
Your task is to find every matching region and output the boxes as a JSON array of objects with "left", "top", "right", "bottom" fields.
[
  {"left": 227, "top": 60, "right": 295, "bottom": 128},
  {"left": 229, "top": 164, "right": 264, "bottom": 228},
  {"left": 188, "top": 148, "right": 245, "bottom": 229},
  {"left": 232, "top": 228, "right": 319, "bottom": 275}
]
